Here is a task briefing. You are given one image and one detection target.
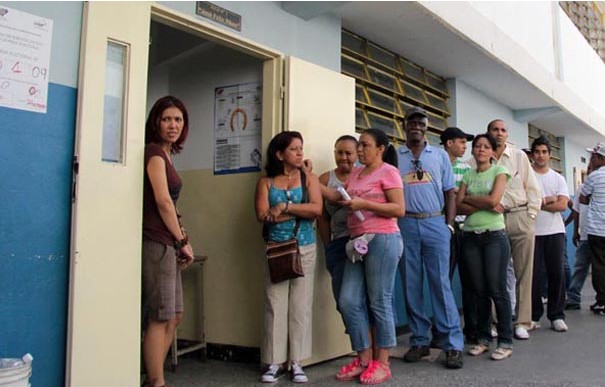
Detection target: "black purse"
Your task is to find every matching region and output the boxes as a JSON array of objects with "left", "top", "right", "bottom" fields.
[{"left": 264, "top": 170, "right": 307, "bottom": 283}]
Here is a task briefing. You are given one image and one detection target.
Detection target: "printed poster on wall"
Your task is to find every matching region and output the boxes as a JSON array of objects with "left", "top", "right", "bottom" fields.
[
  {"left": 214, "top": 82, "right": 262, "bottom": 174},
  {"left": 0, "top": 6, "right": 53, "bottom": 113}
]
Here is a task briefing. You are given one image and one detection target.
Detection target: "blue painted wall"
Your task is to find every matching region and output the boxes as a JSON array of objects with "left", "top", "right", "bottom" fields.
[{"left": 0, "top": 82, "right": 77, "bottom": 387}]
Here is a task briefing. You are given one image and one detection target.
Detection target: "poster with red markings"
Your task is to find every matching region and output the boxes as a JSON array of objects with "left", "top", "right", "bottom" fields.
[
  {"left": 214, "top": 82, "right": 262, "bottom": 175},
  {"left": 0, "top": 6, "right": 53, "bottom": 114}
]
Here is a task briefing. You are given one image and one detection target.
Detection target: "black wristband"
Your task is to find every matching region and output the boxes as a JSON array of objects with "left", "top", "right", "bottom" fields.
[{"left": 173, "top": 235, "right": 189, "bottom": 249}]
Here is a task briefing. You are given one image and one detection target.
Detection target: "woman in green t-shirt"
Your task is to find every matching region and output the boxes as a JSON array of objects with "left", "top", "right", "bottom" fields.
[{"left": 456, "top": 133, "right": 512, "bottom": 361}]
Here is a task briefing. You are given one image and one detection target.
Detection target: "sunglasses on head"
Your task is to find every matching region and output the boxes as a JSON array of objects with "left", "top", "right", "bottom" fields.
[{"left": 411, "top": 159, "right": 424, "bottom": 181}]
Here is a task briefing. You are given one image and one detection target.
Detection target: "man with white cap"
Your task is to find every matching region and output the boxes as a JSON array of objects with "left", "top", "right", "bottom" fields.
[{"left": 579, "top": 143, "right": 605, "bottom": 315}]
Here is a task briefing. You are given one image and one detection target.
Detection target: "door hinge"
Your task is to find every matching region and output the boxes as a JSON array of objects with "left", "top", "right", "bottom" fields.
[{"left": 71, "top": 155, "right": 79, "bottom": 203}]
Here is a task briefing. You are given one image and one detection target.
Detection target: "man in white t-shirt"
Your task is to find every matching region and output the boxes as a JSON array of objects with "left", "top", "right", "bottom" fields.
[
  {"left": 565, "top": 160, "right": 594, "bottom": 310},
  {"left": 530, "top": 136, "right": 570, "bottom": 332}
]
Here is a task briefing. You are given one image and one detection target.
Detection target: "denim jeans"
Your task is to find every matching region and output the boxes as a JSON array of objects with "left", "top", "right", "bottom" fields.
[
  {"left": 399, "top": 216, "right": 464, "bottom": 351},
  {"left": 461, "top": 230, "right": 513, "bottom": 348},
  {"left": 566, "top": 241, "right": 591, "bottom": 305},
  {"left": 339, "top": 233, "right": 403, "bottom": 351},
  {"left": 324, "top": 236, "right": 348, "bottom": 312}
]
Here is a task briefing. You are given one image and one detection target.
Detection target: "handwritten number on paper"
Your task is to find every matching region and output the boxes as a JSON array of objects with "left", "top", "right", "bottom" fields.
[{"left": 11, "top": 61, "right": 21, "bottom": 73}]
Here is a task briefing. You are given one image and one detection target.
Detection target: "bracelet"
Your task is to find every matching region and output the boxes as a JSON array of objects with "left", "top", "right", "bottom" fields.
[
  {"left": 284, "top": 201, "right": 290, "bottom": 214},
  {"left": 447, "top": 224, "right": 455, "bottom": 234},
  {"left": 173, "top": 235, "right": 189, "bottom": 249}
]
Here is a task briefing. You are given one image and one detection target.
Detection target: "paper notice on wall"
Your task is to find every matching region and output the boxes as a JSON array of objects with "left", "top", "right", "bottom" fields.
[
  {"left": 0, "top": 6, "right": 53, "bottom": 113},
  {"left": 214, "top": 82, "right": 262, "bottom": 174}
]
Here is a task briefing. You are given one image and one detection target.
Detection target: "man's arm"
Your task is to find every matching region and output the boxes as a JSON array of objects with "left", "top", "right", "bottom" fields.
[
  {"left": 522, "top": 154, "right": 542, "bottom": 216},
  {"left": 444, "top": 188, "right": 456, "bottom": 226}
]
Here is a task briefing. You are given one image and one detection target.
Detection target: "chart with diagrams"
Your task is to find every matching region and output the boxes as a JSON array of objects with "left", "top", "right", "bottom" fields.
[{"left": 214, "top": 82, "right": 262, "bottom": 174}]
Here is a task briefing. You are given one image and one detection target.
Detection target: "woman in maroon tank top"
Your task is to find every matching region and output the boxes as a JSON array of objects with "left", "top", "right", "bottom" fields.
[{"left": 142, "top": 96, "right": 194, "bottom": 387}]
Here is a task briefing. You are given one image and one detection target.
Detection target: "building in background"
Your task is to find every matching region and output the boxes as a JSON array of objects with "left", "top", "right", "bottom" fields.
[{"left": 1, "top": 2, "right": 604, "bottom": 387}]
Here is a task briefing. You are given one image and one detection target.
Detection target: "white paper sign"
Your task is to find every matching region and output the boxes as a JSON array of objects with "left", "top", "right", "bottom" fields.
[
  {"left": 214, "top": 82, "right": 262, "bottom": 174},
  {"left": 0, "top": 6, "right": 53, "bottom": 113}
]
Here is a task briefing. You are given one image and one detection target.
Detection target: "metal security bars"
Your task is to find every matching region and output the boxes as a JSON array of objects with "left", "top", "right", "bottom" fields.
[
  {"left": 341, "top": 29, "right": 450, "bottom": 143},
  {"left": 528, "top": 124, "right": 563, "bottom": 174}
]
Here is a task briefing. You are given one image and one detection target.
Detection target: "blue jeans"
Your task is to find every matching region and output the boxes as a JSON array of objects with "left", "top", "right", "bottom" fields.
[
  {"left": 461, "top": 230, "right": 513, "bottom": 348},
  {"left": 339, "top": 233, "right": 403, "bottom": 351},
  {"left": 566, "top": 241, "right": 591, "bottom": 305},
  {"left": 399, "top": 216, "right": 464, "bottom": 351},
  {"left": 325, "top": 237, "right": 348, "bottom": 311}
]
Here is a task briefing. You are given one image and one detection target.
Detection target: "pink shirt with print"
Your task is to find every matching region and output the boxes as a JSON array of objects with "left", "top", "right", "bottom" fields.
[{"left": 345, "top": 163, "right": 402, "bottom": 236}]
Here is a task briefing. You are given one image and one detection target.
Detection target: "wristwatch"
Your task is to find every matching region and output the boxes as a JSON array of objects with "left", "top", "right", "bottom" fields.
[{"left": 447, "top": 224, "right": 455, "bottom": 234}]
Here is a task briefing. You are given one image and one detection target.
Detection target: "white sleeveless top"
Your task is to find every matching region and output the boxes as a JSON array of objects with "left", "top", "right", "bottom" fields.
[{"left": 325, "top": 170, "right": 350, "bottom": 240}]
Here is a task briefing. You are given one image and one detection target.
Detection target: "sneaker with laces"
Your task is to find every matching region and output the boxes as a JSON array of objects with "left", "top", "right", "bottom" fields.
[
  {"left": 445, "top": 350, "right": 464, "bottom": 369},
  {"left": 336, "top": 358, "right": 367, "bottom": 381},
  {"left": 551, "top": 319, "right": 568, "bottom": 332},
  {"left": 261, "top": 364, "right": 284, "bottom": 383},
  {"left": 290, "top": 362, "right": 308, "bottom": 384},
  {"left": 359, "top": 360, "right": 391, "bottom": 385},
  {"left": 403, "top": 345, "right": 430, "bottom": 362},
  {"left": 514, "top": 326, "right": 529, "bottom": 340}
]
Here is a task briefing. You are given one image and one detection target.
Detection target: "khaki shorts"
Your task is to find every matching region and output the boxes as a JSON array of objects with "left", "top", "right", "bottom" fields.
[{"left": 142, "top": 239, "right": 183, "bottom": 326}]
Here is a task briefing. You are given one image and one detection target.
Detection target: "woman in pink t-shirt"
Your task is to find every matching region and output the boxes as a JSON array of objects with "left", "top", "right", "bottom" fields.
[{"left": 322, "top": 128, "right": 404, "bottom": 384}]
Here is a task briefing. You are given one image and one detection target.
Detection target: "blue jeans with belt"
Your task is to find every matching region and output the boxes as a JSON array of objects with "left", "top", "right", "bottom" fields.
[
  {"left": 461, "top": 229, "right": 513, "bottom": 348},
  {"left": 399, "top": 216, "right": 464, "bottom": 351},
  {"left": 339, "top": 233, "right": 403, "bottom": 351}
]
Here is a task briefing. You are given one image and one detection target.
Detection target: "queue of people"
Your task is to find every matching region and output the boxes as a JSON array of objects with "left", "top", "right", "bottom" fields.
[{"left": 139, "top": 96, "right": 604, "bottom": 386}]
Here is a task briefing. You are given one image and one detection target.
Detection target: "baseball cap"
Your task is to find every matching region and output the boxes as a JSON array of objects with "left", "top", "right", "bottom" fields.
[
  {"left": 405, "top": 106, "right": 429, "bottom": 120},
  {"left": 440, "top": 126, "right": 474, "bottom": 145},
  {"left": 586, "top": 143, "right": 605, "bottom": 157}
]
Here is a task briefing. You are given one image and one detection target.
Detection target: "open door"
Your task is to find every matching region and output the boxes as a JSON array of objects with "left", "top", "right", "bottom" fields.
[
  {"left": 284, "top": 56, "right": 356, "bottom": 363},
  {"left": 66, "top": 2, "right": 151, "bottom": 386}
]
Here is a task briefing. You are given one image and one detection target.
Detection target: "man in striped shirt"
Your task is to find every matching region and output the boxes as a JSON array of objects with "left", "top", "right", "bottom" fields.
[{"left": 579, "top": 143, "right": 605, "bottom": 315}]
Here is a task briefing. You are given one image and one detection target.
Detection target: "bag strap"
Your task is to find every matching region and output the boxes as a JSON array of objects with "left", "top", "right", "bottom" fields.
[{"left": 291, "top": 168, "right": 307, "bottom": 240}]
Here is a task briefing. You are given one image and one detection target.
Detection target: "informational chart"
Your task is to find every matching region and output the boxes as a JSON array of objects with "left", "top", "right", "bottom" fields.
[
  {"left": 0, "top": 6, "right": 53, "bottom": 113},
  {"left": 214, "top": 82, "right": 262, "bottom": 174}
]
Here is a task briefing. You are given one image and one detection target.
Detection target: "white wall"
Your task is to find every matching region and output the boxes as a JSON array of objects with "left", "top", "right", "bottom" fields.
[
  {"left": 2, "top": 1, "right": 82, "bottom": 88},
  {"left": 158, "top": 1, "right": 342, "bottom": 72},
  {"left": 564, "top": 136, "right": 592, "bottom": 193},
  {"left": 468, "top": 1, "right": 556, "bottom": 76},
  {"left": 558, "top": 7, "right": 605, "bottom": 115},
  {"left": 450, "top": 79, "right": 529, "bottom": 160}
]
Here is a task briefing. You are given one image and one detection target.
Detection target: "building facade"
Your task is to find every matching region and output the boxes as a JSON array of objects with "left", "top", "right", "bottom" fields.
[{"left": 1, "top": 2, "right": 604, "bottom": 386}]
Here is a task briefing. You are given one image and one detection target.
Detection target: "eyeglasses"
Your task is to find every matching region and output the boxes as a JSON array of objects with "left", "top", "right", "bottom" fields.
[{"left": 411, "top": 159, "right": 424, "bottom": 181}]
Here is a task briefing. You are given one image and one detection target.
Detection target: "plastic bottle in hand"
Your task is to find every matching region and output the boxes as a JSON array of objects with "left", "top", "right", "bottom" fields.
[{"left": 337, "top": 187, "right": 365, "bottom": 221}]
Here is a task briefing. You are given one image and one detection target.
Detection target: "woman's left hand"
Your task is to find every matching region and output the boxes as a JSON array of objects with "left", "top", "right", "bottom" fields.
[
  {"left": 340, "top": 197, "right": 366, "bottom": 211},
  {"left": 178, "top": 243, "right": 194, "bottom": 269}
]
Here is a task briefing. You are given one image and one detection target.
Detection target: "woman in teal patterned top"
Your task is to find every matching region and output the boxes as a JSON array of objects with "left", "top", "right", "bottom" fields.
[
  {"left": 456, "top": 133, "right": 513, "bottom": 361},
  {"left": 254, "top": 131, "right": 322, "bottom": 383}
]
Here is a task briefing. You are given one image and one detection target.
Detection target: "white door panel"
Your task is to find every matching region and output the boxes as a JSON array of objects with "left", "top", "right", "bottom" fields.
[
  {"left": 285, "top": 56, "right": 356, "bottom": 364},
  {"left": 67, "top": 2, "right": 150, "bottom": 386}
]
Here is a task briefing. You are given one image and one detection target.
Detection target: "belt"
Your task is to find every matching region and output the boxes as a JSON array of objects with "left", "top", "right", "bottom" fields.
[
  {"left": 467, "top": 228, "right": 505, "bottom": 235},
  {"left": 405, "top": 211, "right": 443, "bottom": 219},
  {"left": 504, "top": 204, "right": 527, "bottom": 214}
]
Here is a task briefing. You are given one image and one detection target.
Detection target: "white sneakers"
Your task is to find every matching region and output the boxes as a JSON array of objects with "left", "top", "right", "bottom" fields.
[
  {"left": 551, "top": 319, "right": 568, "bottom": 332},
  {"left": 261, "top": 364, "right": 284, "bottom": 383},
  {"left": 528, "top": 321, "right": 541, "bottom": 331},
  {"left": 290, "top": 361, "right": 308, "bottom": 383},
  {"left": 514, "top": 326, "right": 530, "bottom": 340}
]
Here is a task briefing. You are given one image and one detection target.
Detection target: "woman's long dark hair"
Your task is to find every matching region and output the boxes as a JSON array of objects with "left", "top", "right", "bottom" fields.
[
  {"left": 363, "top": 128, "right": 398, "bottom": 168},
  {"left": 145, "top": 96, "right": 189, "bottom": 154},
  {"left": 265, "top": 131, "right": 304, "bottom": 177}
]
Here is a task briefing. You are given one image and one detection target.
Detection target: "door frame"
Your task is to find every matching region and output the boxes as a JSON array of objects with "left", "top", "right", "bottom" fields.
[{"left": 150, "top": 3, "right": 284, "bottom": 150}]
